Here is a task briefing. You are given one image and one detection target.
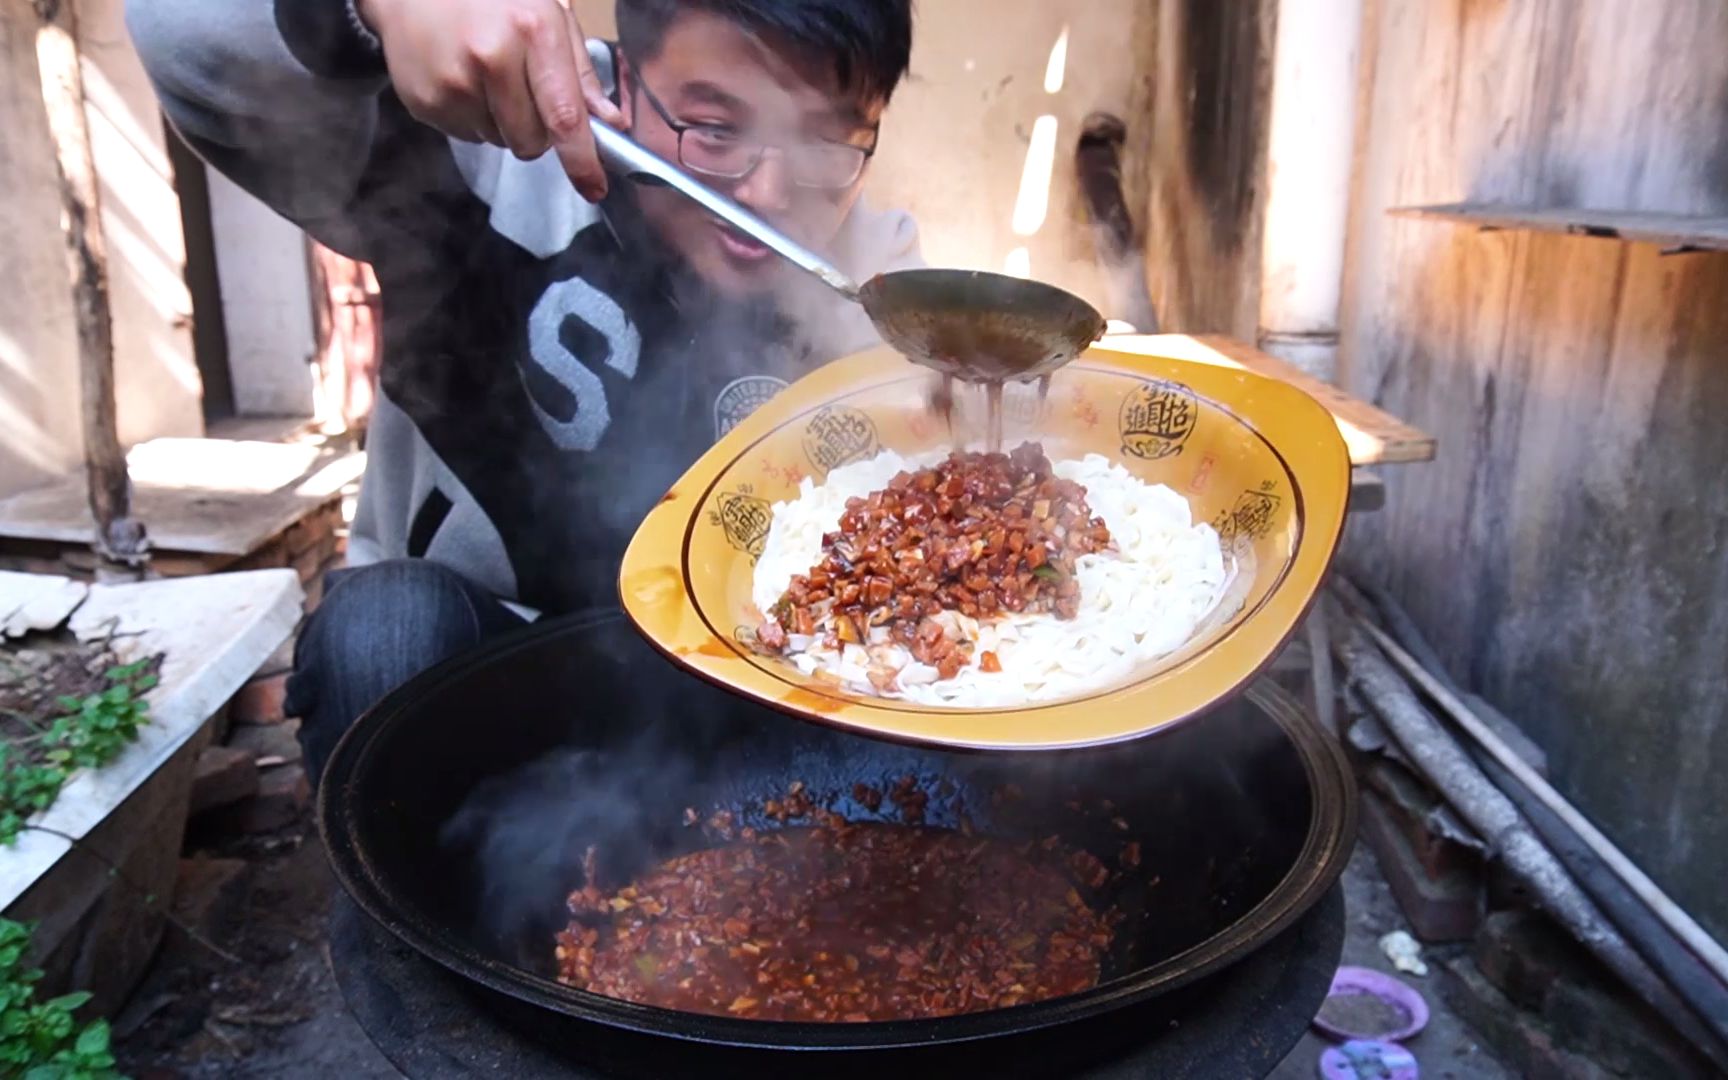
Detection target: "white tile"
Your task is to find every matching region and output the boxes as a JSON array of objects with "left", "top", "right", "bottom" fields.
[{"left": 0, "top": 572, "right": 89, "bottom": 638}]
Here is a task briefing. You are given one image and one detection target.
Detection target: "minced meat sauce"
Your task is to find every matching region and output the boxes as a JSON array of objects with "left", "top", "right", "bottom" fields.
[
  {"left": 757, "top": 442, "right": 1112, "bottom": 681},
  {"left": 555, "top": 810, "right": 1118, "bottom": 1023}
]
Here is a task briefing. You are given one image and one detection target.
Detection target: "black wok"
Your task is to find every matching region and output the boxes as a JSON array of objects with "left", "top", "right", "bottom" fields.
[{"left": 318, "top": 611, "right": 1353, "bottom": 1074}]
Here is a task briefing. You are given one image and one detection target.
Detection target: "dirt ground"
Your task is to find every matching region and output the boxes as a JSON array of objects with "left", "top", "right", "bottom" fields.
[
  {"left": 111, "top": 802, "right": 1512, "bottom": 1080},
  {"left": 112, "top": 819, "right": 397, "bottom": 1080}
]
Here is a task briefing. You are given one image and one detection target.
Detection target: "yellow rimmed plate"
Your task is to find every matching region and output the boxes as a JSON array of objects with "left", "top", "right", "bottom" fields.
[{"left": 620, "top": 341, "right": 1349, "bottom": 750}]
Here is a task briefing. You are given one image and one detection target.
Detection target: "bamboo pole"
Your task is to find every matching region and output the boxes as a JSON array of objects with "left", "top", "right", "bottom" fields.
[
  {"left": 1355, "top": 615, "right": 1728, "bottom": 993},
  {"left": 33, "top": 0, "right": 148, "bottom": 574},
  {"left": 1336, "top": 619, "right": 1728, "bottom": 1069}
]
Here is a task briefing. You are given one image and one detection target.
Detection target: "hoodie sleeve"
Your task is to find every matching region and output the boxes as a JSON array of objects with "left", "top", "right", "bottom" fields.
[{"left": 125, "top": 0, "right": 390, "bottom": 256}]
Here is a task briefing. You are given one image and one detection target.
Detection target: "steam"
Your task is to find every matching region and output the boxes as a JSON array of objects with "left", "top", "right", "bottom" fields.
[
  {"left": 438, "top": 741, "right": 705, "bottom": 957},
  {"left": 433, "top": 664, "right": 1315, "bottom": 1007}
]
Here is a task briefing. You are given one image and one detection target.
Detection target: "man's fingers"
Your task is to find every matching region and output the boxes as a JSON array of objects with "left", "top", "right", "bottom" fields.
[
  {"left": 564, "top": 7, "right": 625, "bottom": 127},
  {"left": 474, "top": 118, "right": 506, "bottom": 146},
  {"left": 467, "top": 13, "right": 547, "bottom": 158},
  {"left": 524, "top": 7, "right": 608, "bottom": 200},
  {"left": 486, "top": 63, "right": 551, "bottom": 160},
  {"left": 406, "top": 96, "right": 502, "bottom": 147}
]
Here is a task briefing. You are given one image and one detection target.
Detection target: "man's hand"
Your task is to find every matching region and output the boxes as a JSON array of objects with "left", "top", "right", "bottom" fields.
[{"left": 356, "top": 0, "right": 624, "bottom": 201}]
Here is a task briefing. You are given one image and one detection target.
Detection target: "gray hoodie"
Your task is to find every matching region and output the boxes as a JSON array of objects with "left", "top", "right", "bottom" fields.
[{"left": 126, "top": 0, "right": 922, "bottom": 615}]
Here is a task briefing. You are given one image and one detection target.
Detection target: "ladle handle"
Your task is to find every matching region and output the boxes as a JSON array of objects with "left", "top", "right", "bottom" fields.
[{"left": 590, "top": 123, "right": 861, "bottom": 301}]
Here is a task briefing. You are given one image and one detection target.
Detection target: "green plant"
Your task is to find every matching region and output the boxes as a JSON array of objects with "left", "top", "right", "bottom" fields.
[
  {"left": 0, "top": 920, "right": 120, "bottom": 1079},
  {"left": 0, "top": 660, "right": 158, "bottom": 847}
]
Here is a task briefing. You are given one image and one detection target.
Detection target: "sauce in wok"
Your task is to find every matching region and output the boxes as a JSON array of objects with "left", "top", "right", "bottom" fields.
[{"left": 556, "top": 810, "right": 1118, "bottom": 1023}]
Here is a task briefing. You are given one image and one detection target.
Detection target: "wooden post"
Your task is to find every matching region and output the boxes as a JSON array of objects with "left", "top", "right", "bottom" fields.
[
  {"left": 32, "top": 0, "right": 148, "bottom": 575},
  {"left": 309, "top": 242, "right": 381, "bottom": 434}
]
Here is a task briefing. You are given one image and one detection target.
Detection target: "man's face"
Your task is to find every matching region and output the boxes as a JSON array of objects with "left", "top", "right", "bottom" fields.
[{"left": 619, "top": 12, "right": 886, "bottom": 299}]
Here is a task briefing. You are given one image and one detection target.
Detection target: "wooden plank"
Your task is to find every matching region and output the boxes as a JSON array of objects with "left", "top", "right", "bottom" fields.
[
  {"left": 1483, "top": 241, "right": 1728, "bottom": 939},
  {"left": 1101, "top": 333, "right": 1437, "bottom": 466},
  {"left": 1349, "top": 470, "right": 1385, "bottom": 513},
  {"left": 74, "top": 0, "right": 203, "bottom": 448},
  {"left": 1389, "top": 204, "right": 1728, "bottom": 253},
  {"left": 0, "top": 439, "right": 361, "bottom": 556},
  {"left": 0, "top": 571, "right": 303, "bottom": 913},
  {"left": 1339, "top": 0, "right": 1546, "bottom": 690},
  {"left": 1, "top": 0, "right": 203, "bottom": 500},
  {"left": 0, "top": 480, "right": 330, "bottom": 558}
]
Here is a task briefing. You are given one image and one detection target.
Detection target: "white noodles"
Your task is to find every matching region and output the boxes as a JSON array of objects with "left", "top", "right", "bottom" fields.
[{"left": 752, "top": 449, "right": 1231, "bottom": 707}]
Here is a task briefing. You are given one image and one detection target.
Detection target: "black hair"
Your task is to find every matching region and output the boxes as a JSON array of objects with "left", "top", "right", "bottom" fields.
[{"left": 615, "top": 0, "right": 915, "bottom": 107}]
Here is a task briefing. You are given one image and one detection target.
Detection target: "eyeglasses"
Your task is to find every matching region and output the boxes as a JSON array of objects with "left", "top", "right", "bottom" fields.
[{"left": 631, "top": 75, "right": 877, "bottom": 191}]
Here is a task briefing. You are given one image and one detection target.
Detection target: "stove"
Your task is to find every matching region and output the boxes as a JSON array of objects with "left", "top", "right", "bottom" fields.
[{"left": 329, "top": 885, "right": 1343, "bottom": 1079}]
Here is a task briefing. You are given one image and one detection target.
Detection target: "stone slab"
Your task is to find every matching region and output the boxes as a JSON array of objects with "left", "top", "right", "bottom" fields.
[
  {"left": 191, "top": 745, "right": 260, "bottom": 814},
  {"left": 7, "top": 730, "right": 203, "bottom": 1016},
  {"left": 229, "top": 719, "right": 303, "bottom": 764},
  {"left": 0, "top": 571, "right": 89, "bottom": 638}
]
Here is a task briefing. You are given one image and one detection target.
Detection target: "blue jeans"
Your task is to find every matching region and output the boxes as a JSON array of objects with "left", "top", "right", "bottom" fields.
[{"left": 286, "top": 559, "right": 527, "bottom": 784}]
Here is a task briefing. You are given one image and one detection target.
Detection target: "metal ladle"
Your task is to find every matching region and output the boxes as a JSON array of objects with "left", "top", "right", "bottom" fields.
[{"left": 589, "top": 122, "right": 1107, "bottom": 385}]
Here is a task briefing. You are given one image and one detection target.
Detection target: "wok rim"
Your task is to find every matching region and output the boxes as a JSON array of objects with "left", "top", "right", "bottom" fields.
[{"left": 317, "top": 612, "right": 1356, "bottom": 1052}]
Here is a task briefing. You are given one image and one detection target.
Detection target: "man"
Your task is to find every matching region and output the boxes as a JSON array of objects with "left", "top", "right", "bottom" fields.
[{"left": 126, "top": 0, "right": 921, "bottom": 778}]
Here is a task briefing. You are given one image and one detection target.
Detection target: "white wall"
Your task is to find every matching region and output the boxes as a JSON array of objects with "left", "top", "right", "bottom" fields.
[
  {"left": 573, "top": 0, "right": 1151, "bottom": 315},
  {"left": 0, "top": 5, "right": 85, "bottom": 498},
  {"left": 865, "top": 0, "right": 1149, "bottom": 312},
  {"left": 0, "top": 0, "right": 202, "bottom": 501},
  {"left": 76, "top": 0, "right": 203, "bottom": 447},
  {"left": 208, "top": 169, "right": 319, "bottom": 418}
]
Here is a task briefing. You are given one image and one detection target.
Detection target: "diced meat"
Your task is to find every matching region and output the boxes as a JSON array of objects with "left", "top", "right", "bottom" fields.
[
  {"left": 556, "top": 805, "right": 1119, "bottom": 1023},
  {"left": 757, "top": 619, "right": 787, "bottom": 651},
  {"left": 766, "top": 443, "right": 1111, "bottom": 685}
]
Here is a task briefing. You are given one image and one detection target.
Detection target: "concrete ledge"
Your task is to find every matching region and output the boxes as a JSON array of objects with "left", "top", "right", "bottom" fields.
[{"left": 0, "top": 569, "right": 304, "bottom": 912}]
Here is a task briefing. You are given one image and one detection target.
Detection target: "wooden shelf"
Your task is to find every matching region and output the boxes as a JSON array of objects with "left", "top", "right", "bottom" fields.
[
  {"left": 1389, "top": 203, "right": 1728, "bottom": 253},
  {"left": 1100, "top": 334, "right": 1437, "bottom": 468}
]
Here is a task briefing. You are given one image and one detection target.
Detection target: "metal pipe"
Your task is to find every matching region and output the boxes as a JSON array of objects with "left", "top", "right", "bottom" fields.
[
  {"left": 1336, "top": 619, "right": 1728, "bottom": 1070},
  {"left": 1257, "top": 0, "right": 1365, "bottom": 381},
  {"left": 588, "top": 123, "right": 861, "bottom": 301},
  {"left": 1355, "top": 617, "right": 1728, "bottom": 992},
  {"left": 1351, "top": 582, "right": 1728, "bottom": 1041}
]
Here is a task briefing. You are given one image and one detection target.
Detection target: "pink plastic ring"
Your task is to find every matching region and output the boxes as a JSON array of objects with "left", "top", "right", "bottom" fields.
[{"left": 1311, "top": 965, "right": 1430, "bottom": 1042}]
